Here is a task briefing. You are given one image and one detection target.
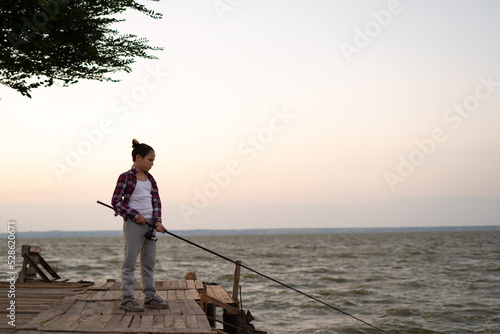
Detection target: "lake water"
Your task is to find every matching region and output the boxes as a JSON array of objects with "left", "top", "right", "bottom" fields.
[{"left": 4, "top": 231, "right": 500, "bottom": 333}]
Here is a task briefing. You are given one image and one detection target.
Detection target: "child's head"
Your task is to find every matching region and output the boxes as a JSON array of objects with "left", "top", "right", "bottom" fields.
[
  {"left": 131, "top": 139, "right": 154, "bottom": 161},
  {"left": 132, "top": 139, "right": 155, "bottom": 173}
]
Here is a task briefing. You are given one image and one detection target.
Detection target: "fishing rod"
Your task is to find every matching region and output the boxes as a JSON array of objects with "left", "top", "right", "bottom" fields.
[{"left": 97, "top": 200, "right": 391, "bottom": 334}]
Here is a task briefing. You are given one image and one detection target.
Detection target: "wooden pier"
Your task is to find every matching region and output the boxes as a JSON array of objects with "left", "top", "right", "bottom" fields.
[
  {"left": 17, "top": 280, "right": 215, "bottom": 334},
  {"left": 2, "top": 278, "right": 262, "bottom": 334},
  {"left": 1, "top": 245, "right": 266, "bottom": 334}
]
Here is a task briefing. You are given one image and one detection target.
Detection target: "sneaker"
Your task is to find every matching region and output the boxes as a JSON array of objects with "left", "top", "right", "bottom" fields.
[
  {"left": 144, "top": 295, "right": 169, "bottom": 309},
  {"left": 120, "top": 297, "right": 145, "bottom": 312}
]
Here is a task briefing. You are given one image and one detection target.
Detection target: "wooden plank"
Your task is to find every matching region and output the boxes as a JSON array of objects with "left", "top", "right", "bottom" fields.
[
  {"left": 69, "top": 314, "right": 92, "bottom": 328},
  {"left": 54, "top": 278, "right": 68, "bottom": 283},
  {"left": 194, "top": 280, "right": 204, "bottom": 291},
  {"left": 80, "top": 314, "right": 104, "bottom": 328},
  {"left": 64, "top": 300, "right": 86, "bottom": 315},
  {"left": 88, "top": 281, "right": 109, "bottom": 290},
  {"left": 39, "top": 256, "right": 61, "bottom": 279},
  {"left": 28, "top": 245, "right": 42, "bottom": 253},
  {"left": 85, "top": 290, "right": 99, "bottom": 300},
  {"left": 105, "top": 314, "right": 124, "bottom": 328},
  {"left": 94, "top": 290, "right": 107, "bottom": 299},
  {"left": 206, "top": 286, "right": 214, "bottom": 298},
  {"left": 116, "top": 314, "right": 133, "bottom": 328},
  {"left": 146, "top": 307, "right": 161, "bottom": 315},
  {"left": 42, "top": 314, "right": 168, "bottom": 333},
  {"left": 32, "top": 327, "right": 216, "bottom": 333},
  {"left": 156, "top": 286, "right": 190, "bottom": 290},
  {"left": 200, "top": 294, "right": 240, "bottom": 315},
  {"left": 110, "top": 281, "right": 122, "bottom": 290},
  {"left": 112, "top": 289, "right": 123, "bottom": 300},
  {"left": 19, "top": 298, "right": 76, "bottom": 329},
  {"left": 167, "top": 298, "right": 181, "bottom": 315},
  {"left": 112, "top": 299, "right": 125, "bottom": 315},
  {"left": 186, "top": 287, "right": 200, "bottom": 300},
  {"left": 167, "top": 290, "right": 177, "bottom": 301},
  {"left": 153, "top": 315, "right": 164, "bottom": 328},
  {"left": 23, "top": 254, "right": 51, "bottom": 283},
  {"left": 232, "top": 261, "right": 241, "bottom": 302},
  {"left": 96, "top": 314, "right": 114, "bottom": 328},
  {"left": 164, "top": 314, "right": 175, "bottom": 328},
  {"left": 81, "top": 301, "right": 98, "bottom": 316},
  {"left": 102, "top": 301, "right": 118, "bottom": 315},
  {"left": 80, "top": 289, "right": 122, "bottom": 302},
  {"left": 217, "top": 286, "right": 230, "bottom": 302},
  {"left": 176, "top": 289, "right": 186, "bottom": 299},
  {"left": 178, "top": 299, "right": 194, "bottom": 315},
  {"left": 0, "top": 314, "right": 29, "bottom": 328},
  {"left": 207, "top": 285, "right": 233, "bottom": 304},
  {"left": 208, "top": 286, "right": 221, "bottom": 302},
  {"left": 140, "top": 314, "right": 154, "bottom": 328},
  {"left": 187, "top": 299, "right": 206, "bottom": 315},
  {"left": 102, "top": 290, "right": 116, "bottom": 300},
  {"left": 72, "top": 292, "right": 92, "bottom": 300},
  {"left": 196, "top": 314, "right": 212, "bottom": 330},
  {"left": 12, "top": 281, "right": 91, "bottom": 288},
  {"left": 186, "top": 314, "right": 198, "bottom": 329},
  {"left": 174, "top": 314, "right": 187, "bottom": 329},
  {"left": 129, "top": 315, "right": 141, "bottom": 328},
  {"left": 42, "top": 314, "right": 77, "bottom": 328},
  {"left": 94, "top": 300, "right": 106, "bottom": 315},
  {"left": 66, "top": 278, "right": 82, "bottom": 283}
]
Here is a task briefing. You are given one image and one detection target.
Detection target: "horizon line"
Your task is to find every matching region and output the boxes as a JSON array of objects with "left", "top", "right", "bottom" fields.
[{"left": 5, "top": 225, "right": 500, "bottom": 239}]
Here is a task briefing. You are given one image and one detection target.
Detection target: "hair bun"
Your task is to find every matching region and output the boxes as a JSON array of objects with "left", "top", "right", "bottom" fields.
[{"left": 131, "top": 139, "right": 154, "bottom": 162}]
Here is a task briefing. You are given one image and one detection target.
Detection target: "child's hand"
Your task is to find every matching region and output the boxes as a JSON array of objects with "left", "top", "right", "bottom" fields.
[
  {"left": 135, "top": 215, "right": 146, "bottom": 225},
  {"left": 155, "top": 223, "right": 167, "bottom": 233}
]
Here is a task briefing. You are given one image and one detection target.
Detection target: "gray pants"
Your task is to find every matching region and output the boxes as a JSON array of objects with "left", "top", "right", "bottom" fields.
[{"left": 122, "top": 218, "right": 157, "bottom": 299}]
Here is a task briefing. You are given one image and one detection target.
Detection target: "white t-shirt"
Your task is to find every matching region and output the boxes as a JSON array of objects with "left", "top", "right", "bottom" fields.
[{"left": 128, "top": 179, "right": 153, "bottom": 219}]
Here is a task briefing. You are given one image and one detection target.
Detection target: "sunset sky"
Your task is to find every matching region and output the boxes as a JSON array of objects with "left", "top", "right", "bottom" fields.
[{"left": 1, "top": 0, "right": 499, "bottom": 232}]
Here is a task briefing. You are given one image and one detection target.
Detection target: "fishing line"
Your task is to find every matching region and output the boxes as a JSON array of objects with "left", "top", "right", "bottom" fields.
[{"left": 97, "top": 200, "right": 391, "bottom": 334}]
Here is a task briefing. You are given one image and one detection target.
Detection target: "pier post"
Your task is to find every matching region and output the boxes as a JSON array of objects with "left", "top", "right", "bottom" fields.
[{"left": 232, "top": 260, "right": 241, "bottom": 308}]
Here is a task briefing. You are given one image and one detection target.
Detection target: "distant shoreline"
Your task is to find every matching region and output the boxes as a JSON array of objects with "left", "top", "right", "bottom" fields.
[{"left": 2, "top": 225, "right": 499, "bottom": 239}]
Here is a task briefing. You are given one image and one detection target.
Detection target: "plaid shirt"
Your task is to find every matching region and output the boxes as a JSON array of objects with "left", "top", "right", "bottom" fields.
[{"left": 111, "top": 165, "right": 162, "bottom": 224}]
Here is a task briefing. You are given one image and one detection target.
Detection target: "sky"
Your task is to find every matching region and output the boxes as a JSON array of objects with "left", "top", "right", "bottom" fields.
[{"left": 1, "top": 0, "right": 499, "bottom": 232}]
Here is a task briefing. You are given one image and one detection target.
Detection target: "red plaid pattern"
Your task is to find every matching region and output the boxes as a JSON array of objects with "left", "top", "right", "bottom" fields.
[{"left": 111, "top": 165, "right": 162, "bottom": 224}]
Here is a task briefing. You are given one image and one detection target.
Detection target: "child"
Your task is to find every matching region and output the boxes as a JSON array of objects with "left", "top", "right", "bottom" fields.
[{"left": 112, "top": 139, "right": 168, "bottom": 311}]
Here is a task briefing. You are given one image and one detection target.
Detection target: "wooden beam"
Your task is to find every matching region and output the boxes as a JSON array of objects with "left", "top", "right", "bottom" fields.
[
  {"left": 39, "top": 256, "right": 61, "bottom": 279},
  {"left": 199, "top": 294, "right": 241, "bottom": 315},
  {"left": 232, "top": 260, "right": 241, "bottom": 306},
  {"left": 23, "top": 255, "right": 51, "bottom": 283},
  {"left": 18, "top": 245, "right": 61, "bottom": 283}
]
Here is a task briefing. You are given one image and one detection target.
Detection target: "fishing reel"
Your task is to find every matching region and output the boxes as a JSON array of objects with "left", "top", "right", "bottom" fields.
[{"left": 144, "top": 222, "right": 158, "bottom": 242}]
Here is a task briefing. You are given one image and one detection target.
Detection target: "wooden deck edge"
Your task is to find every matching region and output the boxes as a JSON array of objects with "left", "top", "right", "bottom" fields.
[{"left": 35, "top": 328, "right": 218, "bottom": 333}]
